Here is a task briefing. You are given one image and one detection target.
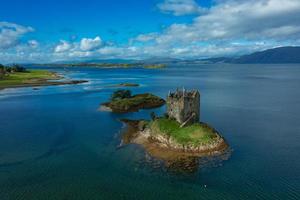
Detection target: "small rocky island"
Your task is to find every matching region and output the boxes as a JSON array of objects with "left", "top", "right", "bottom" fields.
[
  {"left": 122, "top": 89, "right": 228, "bottom": 159},
  {"left": 101, "top": 89, "right": 165, "bottom": 113},
  {"left": 110, "top": 83, "right": 139, "bottom": 87}
]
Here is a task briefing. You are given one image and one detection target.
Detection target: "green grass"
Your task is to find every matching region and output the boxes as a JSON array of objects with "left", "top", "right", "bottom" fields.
[
  {"left": 0, "top": 70, "right": 57, "bottom": 88},
  {"left": 108, "top": 93, "right": 164, "bottom": 110},
  {"left": 149, "top": 118, "right": 218, "bottom": 146}
]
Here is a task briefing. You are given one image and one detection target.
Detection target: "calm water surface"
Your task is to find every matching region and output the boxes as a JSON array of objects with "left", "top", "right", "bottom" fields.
[{"left": 0, "top": 64, "right": 299, "bottom": 199}]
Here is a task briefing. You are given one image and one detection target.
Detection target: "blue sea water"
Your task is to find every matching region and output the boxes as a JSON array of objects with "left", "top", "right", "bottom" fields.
[{"left": 0, "top": 64, "right": 300, "bottom": 199}]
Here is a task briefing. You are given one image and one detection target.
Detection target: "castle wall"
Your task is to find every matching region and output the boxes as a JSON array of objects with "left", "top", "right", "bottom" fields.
[
  {"left": 182, "top": 94, "right": 200, "bottom": 124},
  {"left": 166, "top": 97, "right": 184, "bottom": 123},
  {"left": 166, "top": 90, "right": 200, "bottom": 124}
]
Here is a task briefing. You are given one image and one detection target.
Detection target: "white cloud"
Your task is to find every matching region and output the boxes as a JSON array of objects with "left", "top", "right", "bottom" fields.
[
  {"left": 53, "top": 36, "right": 104, "bottom": 59},
  {"left": 54, "top": 40, "right": 72, "bottom": 53},
  {"left": 157, "top": 0, "right": 206, "bottom": 16},
  {"left": 136, "top": 0, "right": 300, "bottom": 57},
  {"left": 177, "top": 0, "right": 300, "bottom": 42},
  {"left": 0, "top": 22, "right": 34, "bottom": 49},
  {"left": 49, "top": 36, "right": 105, "bottom": 62},
  {"left": 28, "top": 40, "right": 39, "bottom": 48},
  {"left": 2, "top": 0, "right": 300, "bottom": 63},
  {"left": 80, "top": 36, "right": 102, "bottom": 51},
  {"left": 134, "top": 33, "right": 158, "bottom": 42}
]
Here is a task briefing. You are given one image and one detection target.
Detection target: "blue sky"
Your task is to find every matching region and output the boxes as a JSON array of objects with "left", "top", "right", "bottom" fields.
[
  {"left": 1, "top": 0, "right": 185, "bottom": 42},
  {"left": 0, "top": 0, "right": 300, "bottom": 63}
]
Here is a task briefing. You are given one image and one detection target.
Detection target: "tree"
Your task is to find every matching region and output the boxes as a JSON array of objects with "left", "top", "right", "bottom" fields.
[
  {"left": 11, "top": 64, "right": 26, "bottom": 72},
  {"left": 0, "top": 64, "right": 27, "bottom": 79},
  {"left": 4, "top": 66, "right": 11, "bottom": 73},
  {"left": 111, "top": 89, "right": 132, "bottom": 100},
  {"left": 0, "top": 64, "right": 4, "bottom": 79}
]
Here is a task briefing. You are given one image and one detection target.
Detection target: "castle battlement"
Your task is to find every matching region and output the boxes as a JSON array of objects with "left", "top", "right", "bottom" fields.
[
  {"left": 168, "top": 88, "right": 199, "bottom": 99},
  {"left": 167, "top": 88, "right": 200, "bottom": 125}
]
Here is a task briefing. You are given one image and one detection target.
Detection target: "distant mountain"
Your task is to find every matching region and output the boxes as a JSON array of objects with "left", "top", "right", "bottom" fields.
[
  {"left": 28, "top": 46, "right": 300, "bottom": 66},
  {"left": 233, "top": 46, "right": 300, "bottom": 64},
  {"left": 44, "top": 57, "right": 180, "bottom": 65},
  {"left": 141, "top": 57, "right": 182, "bottom": 64},
  {"left": 80, "top": 59, "right": 138, "bottom": 64},
  {"left": 201, "top": 46, "right": 300, "bottom": 64},
  {"left": 49, "top": 58, "right": 138, "bottom": 64},
  {"left": 196, "top": 57, "right": 234, "bottom": 64}
]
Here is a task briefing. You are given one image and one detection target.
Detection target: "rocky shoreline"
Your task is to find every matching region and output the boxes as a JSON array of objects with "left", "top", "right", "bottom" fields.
[
  {"left": 121, "top": 119, "right": 229, "bottom": 159},
  {"left": 110, "top": 88, "right": 230, "bottom": 172}
]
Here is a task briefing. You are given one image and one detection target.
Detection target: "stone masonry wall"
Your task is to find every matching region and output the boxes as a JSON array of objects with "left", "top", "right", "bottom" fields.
[
  {"left": 166, "top": 90, "right": 200, "bottom": 124},
  {"left": 166, "top": 96, "right": 184, "bottom": 123}
]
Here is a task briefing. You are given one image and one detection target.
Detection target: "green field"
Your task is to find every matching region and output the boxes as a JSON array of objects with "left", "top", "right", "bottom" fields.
[
  {"left": 149, "top": 118, "right": 218, "bottom": 146},
  {"left": 0, "top": 70, "right": 58, "bottom": 89}
]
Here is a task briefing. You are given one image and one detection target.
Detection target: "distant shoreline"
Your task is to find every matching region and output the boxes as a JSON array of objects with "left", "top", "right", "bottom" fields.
[
  {"left": 0, "top": 79, "right": 88, "bottom": 90},
  {"left": 0, "top": 70, "right": 87, "bottom": 90},
  {"left": 33, "top": 63, "right": 167, "bottom": 69}
]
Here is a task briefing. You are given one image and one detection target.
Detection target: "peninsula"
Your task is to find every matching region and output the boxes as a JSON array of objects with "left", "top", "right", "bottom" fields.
[
  {"left": 0, "top": 64, "right": 87, "bottom": 90},
  {"left": 143, "top": 64, "right": 166, "bottom": 69},
  {"left": 121, "top": 89, "right": 228, "bottom": 159},
  {"left": 101, "top": 89, "right": 165, "bottom": 113}
]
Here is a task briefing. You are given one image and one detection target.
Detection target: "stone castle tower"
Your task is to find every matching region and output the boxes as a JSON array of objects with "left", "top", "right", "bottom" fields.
[{"left": 166, "top": 88, "right": 200, "bottom": 125}]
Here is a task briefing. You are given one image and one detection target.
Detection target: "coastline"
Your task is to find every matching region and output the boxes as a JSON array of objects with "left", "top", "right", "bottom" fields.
[
  {"left": 0, "top": 80, "right": 88, "bottom": 90},
  {"left": 0, "top": 71, "right": 88, "bottom": 90},
  {"left": 121, "top": 119, "right": 229, "bottom": 161}
]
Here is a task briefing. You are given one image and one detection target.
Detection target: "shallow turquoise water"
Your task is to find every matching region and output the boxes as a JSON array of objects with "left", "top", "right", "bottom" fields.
[{"left": 0, "top": 64, "right": 300, "bottom": 199}]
